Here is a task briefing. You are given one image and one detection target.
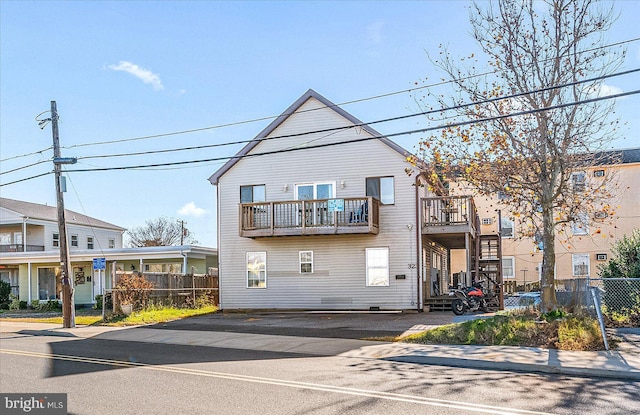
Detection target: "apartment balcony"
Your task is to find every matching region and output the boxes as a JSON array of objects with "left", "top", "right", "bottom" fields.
[
  {"left": 0, "top": 244, "right": 46, "bottom": 253},
  {"left": 240, "top": 197, "right": 379, "bottom": 238},
  {"left": 421, "top": 195, "right": 479, "bottom": 249}
]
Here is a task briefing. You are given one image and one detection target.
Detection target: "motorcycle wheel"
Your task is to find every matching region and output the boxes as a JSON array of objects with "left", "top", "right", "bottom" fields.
[{"left": 451, "top": 299, "right": 466, "bottom": 315}]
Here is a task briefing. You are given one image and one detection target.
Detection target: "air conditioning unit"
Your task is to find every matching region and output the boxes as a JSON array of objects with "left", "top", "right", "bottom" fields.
[
  {"left": 481, "top": 218, "right": 493, "bottom": 225},
  {"left": 593, "top": 169, "right": 605, "bottom": 177},
  {"left": 594, "top": 211, "right": 608, "bottom": 219},
  {"left": 596, "top": 253, "right": 608, "bottom": 261}
]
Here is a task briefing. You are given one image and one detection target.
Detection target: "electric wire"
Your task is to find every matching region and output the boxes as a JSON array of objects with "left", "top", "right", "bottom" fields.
[
  {"left": 0, "top": 159, "right": 51, "bottom": 176},
  {"left": 52, "top": 88, "right": 640, "bottom": 175},
  {"left": 55, "top": 37, "right": 640, "bottom": 151},
  {"left": 73, "top": 68, "right": 640, "bottom": 162}
]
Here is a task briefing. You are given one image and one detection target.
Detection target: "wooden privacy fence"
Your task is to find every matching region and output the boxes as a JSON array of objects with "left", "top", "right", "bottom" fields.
[{"left": 109, "top": 271, "right": 219, "bottom": 313}]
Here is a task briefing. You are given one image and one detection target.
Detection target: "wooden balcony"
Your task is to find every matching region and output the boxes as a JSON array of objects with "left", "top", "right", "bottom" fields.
[
  {"left": 421, "top": 196, "right": 479, "bottom": 249},
  {"left": 240, "top": 197, "right": 379, "bottom": 238}
]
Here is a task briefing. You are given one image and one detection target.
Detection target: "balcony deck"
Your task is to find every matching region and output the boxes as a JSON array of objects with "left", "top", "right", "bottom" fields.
[
  {"left": 421, "top": 195, "right": 479, "bottom": 248},
  {"left": 240, "top": 197, "right": 379, "bottom": 238}
]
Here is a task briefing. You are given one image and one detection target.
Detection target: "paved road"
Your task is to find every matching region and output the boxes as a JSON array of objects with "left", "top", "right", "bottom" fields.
[{"left": 2, "top": 331, "right": 639, "bottom": 415}]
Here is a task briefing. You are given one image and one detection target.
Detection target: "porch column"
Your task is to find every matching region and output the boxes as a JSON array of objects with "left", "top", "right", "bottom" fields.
[{"left": 28, "top": 262, "right": 32, "bottom": 303}]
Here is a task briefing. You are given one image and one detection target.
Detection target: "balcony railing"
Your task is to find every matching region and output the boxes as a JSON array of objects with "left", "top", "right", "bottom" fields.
[
  {"left": 421, "top": 195, "right": 478, "bottom": 236},
  {"left": 0, "top": 244, "right": 45, "bottom": 253},
  {"left": 240, "top": 197, "right": 379, "bottom": 237}
]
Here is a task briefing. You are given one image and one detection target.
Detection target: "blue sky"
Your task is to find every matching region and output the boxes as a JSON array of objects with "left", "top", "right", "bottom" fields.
[{"left": 1, "top": 0, "right": 639, "bottom": 248}]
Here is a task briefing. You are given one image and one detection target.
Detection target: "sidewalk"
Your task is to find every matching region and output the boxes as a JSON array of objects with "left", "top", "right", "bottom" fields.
[{"left": 1, "top": 320, "right": 639, "bottom": 381}]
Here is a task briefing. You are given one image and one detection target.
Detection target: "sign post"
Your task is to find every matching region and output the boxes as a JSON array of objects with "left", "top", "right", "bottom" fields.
[{"left": 93, "top": 258, "right": 106, "bottom": 320}]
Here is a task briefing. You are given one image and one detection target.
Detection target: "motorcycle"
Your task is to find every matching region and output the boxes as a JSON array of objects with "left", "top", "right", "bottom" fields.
[{"left": 449, "top": 280, "right": 498, "bottom": 315}]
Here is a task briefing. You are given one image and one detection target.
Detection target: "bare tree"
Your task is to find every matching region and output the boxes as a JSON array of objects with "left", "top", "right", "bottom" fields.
[
  {"left": 411, "top": 0, "right": 626, "bottom": 311},
  {"left": 127, "top": 217, "right": 198, "bottom": 247}
]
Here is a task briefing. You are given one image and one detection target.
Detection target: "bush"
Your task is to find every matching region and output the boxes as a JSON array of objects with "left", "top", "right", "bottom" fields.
[
  {"left": 9, "top": 295, "right": 21, "bottom": 311},
  {"left": 115, "top": 273, "right": 154, "bottom": 312},
  {"left": 0, "top": 280, "right": 11, "bottom": 306},
  {"left": 94, "top": 295, "right": 103, "bottom": 310}
]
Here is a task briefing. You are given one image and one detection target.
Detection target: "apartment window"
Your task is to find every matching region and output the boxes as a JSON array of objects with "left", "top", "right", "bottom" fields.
[
  {"left": 501, "top": 218, "right": 514, "bottom": 238},
  {"left": 572, "top": 254, "right": 590, "bottom": 276},
  {"left": 70, "top": 234, "right": 78, "bottom": 248},
  {"left": 571, "top": 172, "right": 586, "bottom": 192},
  {"left": 38, "top": 267, "right": 61, "bottom": 300},
  {"left": 52, "top": 233, "right": 60, "bottom": 248},
  {"left": 299, "top": 251, "right": 314, "bottom": 274},
  {"left": 366, "top": 177, "right": 394, "bottom": 205},
  {"left": 502, "top": 257, "right": 515, "bottom": 279},
  {"left": 497, "top": 190, "right": 510, "bottom": 200},
  {"left": 240, "top": 184, "right": 266, "bottom": 203},
  {"left": 366, "top": 247, "right": 389, "bottom": 287},
  {"left": 572, "top": 213, "right": 589, "bottom": 236},
  {"left": 108, "top": 238, "right": 115, "bottom": 249},
  {"left": 247, "top": 252, "right": 266, "bottom": 288},
  {"left": 87, "top": 237, "right": 94, "bottom": 250}
]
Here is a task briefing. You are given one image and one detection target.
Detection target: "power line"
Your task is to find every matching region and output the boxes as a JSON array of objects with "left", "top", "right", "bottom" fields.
[
  {"left": 0, "top": 159, "right": 51, "bottom": 176},
  {"left": 0, "top": 146, "right": 52, "bottom": 163},
  {"left": 47, "top": 89, "right": 640, "bottom": 175},
  {"left": 56, "top": 37, "right": 640, "bottom": 151},
  {"left": 74, "top": 68, "right": 640, "bottom": 162}
]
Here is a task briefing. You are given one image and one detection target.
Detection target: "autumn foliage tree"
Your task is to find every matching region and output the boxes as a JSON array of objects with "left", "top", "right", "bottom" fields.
[{"left": 412, "top": 0, "right": 626, "bottom": 311}]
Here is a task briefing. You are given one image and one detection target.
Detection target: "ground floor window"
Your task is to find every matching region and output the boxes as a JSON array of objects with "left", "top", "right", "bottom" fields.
[
  {"left": 247, "top": 252, "right": 266, "bottom": 288},
  {"left": 572, "top": 254, "right": 590, "bottom": 276},
  {"left": 0, "top": 270, "right": 19, "bottom": 296},
  {"left": 299, "top": 251, "right": 313, "bottom": 274},
  {"left": 38, "top": 267, "right": 61, "bottom": 300},
  {"left": 366, "top": 247, "right": 389, "bottom": 286},
  {"left": 502, "top": 257, "right": 515, "bottom": 279}
]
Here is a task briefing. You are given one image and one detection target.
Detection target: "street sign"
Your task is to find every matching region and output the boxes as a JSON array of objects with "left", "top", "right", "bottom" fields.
[
  {"left": 93, "top": 257, "right": 106, "bottom": 270},
  {"left": 328, "top": 199, "right": 344, "bottom": 212}
]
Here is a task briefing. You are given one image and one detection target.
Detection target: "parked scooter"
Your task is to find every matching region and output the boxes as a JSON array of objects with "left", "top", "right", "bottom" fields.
[{"left": 449, "top": 280, "right": 498, "bottom": 315}]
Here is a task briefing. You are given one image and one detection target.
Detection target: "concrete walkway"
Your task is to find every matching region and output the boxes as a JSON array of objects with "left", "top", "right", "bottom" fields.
[{"left": 1, "top": 320, "right": 638, "bottom": 381}]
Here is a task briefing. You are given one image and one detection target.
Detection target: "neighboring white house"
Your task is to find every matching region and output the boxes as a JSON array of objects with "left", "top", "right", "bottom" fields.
[
  {"left": 0, "top": 198, "right": 217, "bottom": 305},
  {"left": 209, "top": 89, "right": 476, "bottom": 311}
]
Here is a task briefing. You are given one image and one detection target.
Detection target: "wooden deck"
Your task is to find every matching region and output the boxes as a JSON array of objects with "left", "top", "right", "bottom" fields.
[{"left": 239, "top": 197, "right": 380, "bottom": 238}]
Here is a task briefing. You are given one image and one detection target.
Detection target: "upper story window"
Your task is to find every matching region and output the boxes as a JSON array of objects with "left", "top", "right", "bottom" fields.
[
  {"left": 53, "top": 233, "right": 60, "bottom": 248},
  {"left": 571, "top": 213, "right": 589, "bottom": 236},
  {"left": 70, "top": 234, "right": 78, "bottom": 247},
  {"left": 501, "top": 218, "right": 514, "bottom": 238},
  {"left": 240, "top": 184, "right": 266, "bottom": 203},
  {"left": 87, "top": 237, "right": 94, "bottom": 250},
  {"left": 366, "top": 177, "right": 394, "bottom": 205},
  {"left": 296, "top": 182, "right": 335, "bottom": 200},
  {"left": 108, "top": 238, "right": 115, "bottom": 249},
  {"left": 571, "top": 172, "right": 586, "bottom": 192}
]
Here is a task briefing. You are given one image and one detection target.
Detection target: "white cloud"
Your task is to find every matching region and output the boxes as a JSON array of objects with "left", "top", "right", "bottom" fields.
[
  {"left": 178, "top": 202, "right": 208, "bottom": 218},
  {"left": 586, "top": 84, "right": 623, "bottom": 98},
  {"left": 108, "top": 61, "right": 164, "bottom": 90}
]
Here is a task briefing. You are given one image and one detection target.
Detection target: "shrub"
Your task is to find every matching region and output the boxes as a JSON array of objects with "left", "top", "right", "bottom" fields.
[
  {"left": 9, "top": 295, "right": 21, "bottom": 311},
  {"left": 0, "top": 280, "right": 11, "bottom": 306},
  {"left": 115, "top": 273, "right": 154, "bottom": 312},
  {"left": 94, "top": 295, "right": 103, "bottom": 310}
]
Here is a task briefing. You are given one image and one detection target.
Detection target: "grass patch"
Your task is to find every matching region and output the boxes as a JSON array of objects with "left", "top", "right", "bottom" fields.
[
  {"left": 1, "top": 306, "right": 217, "bottom": 327},
  {"left": 402, "top": 310, "right": 607, "bottom": 351}
]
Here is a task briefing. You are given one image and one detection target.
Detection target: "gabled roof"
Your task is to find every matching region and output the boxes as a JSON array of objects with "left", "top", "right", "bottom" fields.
[
  {"left": 0, "top": 197, "right": 125, "bottom": 231},
  {"left": 594, "top": 147, "right": 640, "bottom": 165},
  {"left": 208, "top": 89, "right": 410, "bottom": 185}
]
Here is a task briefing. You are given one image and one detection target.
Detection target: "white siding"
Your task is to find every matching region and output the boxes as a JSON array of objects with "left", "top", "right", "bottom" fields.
[{"left": 217, "top": 97, "right": 420, "bottom": 310}]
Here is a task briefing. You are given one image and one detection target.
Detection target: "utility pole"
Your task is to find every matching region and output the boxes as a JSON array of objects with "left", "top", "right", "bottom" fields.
[
  {"left": 50, "top": 101, "right": 75, "bottom": 328},
  {"left": 179, "top": 220, "right": 186, "bottom": 245}
]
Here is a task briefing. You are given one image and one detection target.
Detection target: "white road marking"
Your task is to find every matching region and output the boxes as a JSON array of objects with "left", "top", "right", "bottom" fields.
[{"left": 1, "top": 348, "right": 555, "bottom": 415}]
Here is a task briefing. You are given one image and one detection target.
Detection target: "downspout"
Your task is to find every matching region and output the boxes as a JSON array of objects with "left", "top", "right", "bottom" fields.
[
  {"left": 180, "top": 247, "right": 188, "bottom": 273},
  {"left": 415, "top": 174, "right": 424, "bottom": 312}
]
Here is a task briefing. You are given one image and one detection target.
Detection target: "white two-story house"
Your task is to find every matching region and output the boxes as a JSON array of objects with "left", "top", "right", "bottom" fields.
[
  {"left": 209, "top": 89, "right": 487, "bottom": 311},
  {"left": 1, "top": 198, "right": 217, "bottom": 305}
]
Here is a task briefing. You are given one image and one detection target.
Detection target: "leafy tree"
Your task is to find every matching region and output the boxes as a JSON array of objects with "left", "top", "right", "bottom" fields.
[
  {"left": 127, "top": 216, "right": 198, "bottom": 247},
  {"left": 598, "top": 229, "right": 640, "bottom": 316},
  {"left": 410, "top": 0, "right": 625, "bottom": 311}
]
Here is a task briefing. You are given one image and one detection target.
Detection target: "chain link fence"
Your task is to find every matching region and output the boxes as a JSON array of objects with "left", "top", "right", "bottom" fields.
[{"left": 504, "top": 277, "right": 640, "bottom": 328}]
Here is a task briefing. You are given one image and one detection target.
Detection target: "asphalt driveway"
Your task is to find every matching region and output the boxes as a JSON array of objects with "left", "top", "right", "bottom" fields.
[{"left": 148, "top": 311, "right": 494, "bottom": 340}]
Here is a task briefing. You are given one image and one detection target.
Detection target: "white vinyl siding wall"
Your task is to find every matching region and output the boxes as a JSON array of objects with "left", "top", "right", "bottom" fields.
[{"left": 216, "top": 97, "right": 418, "bottom": 310}]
